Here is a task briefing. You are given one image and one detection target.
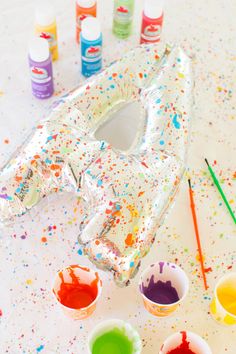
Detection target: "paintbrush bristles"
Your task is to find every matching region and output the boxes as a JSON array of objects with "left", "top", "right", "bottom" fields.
[
  {"left": 188, "top": 179, "right": 192, "bottom": 189},
  {"left": 205, "top": 158, "right": 209, "bottom": 166}
]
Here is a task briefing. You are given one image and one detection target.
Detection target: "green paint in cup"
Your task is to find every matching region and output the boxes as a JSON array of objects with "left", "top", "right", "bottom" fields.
[
  {"left": 88, "top": 319, "right": 142, "bottom": 354},
  {"left": 92, "top": 327, "right": 133, "bottom": 354}
]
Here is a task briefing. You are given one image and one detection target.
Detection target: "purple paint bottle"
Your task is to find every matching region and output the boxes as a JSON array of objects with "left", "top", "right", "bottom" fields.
[{"left": 29, "top": 37, "right": 54, "bottom": 99}]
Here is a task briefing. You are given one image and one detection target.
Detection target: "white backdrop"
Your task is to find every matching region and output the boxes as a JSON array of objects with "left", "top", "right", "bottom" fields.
[{"left": 0, "top": 0, "right": 236, "bottom": 353}]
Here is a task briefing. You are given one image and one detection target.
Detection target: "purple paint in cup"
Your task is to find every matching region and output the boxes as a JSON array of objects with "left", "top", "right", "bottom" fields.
[
  {"left": 139, "top": 261, "right": 189, "bottom": 317},
  {"left": 141, "top": 275, "right": 180, "bottom": 305}
]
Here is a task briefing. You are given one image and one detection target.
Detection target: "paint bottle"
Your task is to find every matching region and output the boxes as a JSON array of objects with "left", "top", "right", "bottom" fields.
[
  {"left": 113, "top": 0, "right": 135, "bottom": 39},
  {"left": 81, "top": 17, "right": 102, "bottom": 77},
  {"left": 29, "top": 37, "right": 54, "bottom": 99},
  {"left": 140, "top": 0, "right": 164, "bottom": 44},
  {"left": 35, "top": 0, "right": 59, "bottom": 61},
  {"left": 76, "top": 0, "right": 97, "bottom": 44}
]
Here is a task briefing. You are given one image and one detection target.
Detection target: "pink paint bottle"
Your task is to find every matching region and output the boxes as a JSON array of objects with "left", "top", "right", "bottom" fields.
[{"left": 140, "top": 0, "right": 164, "bottom": 44}]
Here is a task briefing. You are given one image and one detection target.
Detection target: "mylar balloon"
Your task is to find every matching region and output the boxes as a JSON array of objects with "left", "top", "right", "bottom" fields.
[{"left": 0, "top": 43, "right": 192, "bottom": 286}]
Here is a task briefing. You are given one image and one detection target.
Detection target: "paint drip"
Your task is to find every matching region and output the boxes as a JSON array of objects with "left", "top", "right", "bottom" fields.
[
  {"left": 166, "top": 332, "right": 197, "bottom": 354},
  {"left": 56, "top": 266, "right": 99, "bottom": 309},
  {"left": 142, "top": 275, "right": 179, "bottom": 304},
  {"left": 159, "top": 261, "right": 165, "bottom": 273}
]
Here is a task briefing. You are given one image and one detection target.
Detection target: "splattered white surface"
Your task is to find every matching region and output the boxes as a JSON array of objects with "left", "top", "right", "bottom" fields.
[{"left": 0, "top": 0, "right": 235, "bottom": 353}]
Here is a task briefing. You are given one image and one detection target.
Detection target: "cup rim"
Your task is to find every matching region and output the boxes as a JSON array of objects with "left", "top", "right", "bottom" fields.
[
  {"left": 214, "top": 272, "right": 236, "bottom": 319},
  {"left": 159, "top": 330, "right": 212, "bottom": 354},
  {"left": 52, "top": 264, "right": 102, "bottom": 312},
  {"left": 138, "top": 261, "right": 189, "bottom": 307},
  {"left": 87, "top": 318, "right": 142, "bottom": 354}
]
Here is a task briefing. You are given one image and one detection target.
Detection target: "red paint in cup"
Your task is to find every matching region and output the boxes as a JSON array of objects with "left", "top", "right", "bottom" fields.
[
  {"left": 57, "top": 266, "right": 98, "bottom": 309},
  {"left": 166, "top": 332, "right": 196, "bottom": 354},
  {"left": 53, "top": 265, "right": 102, "bottom": 319},
  {"left": 159, "top": 331, "right": 212, "bottom": 354}
]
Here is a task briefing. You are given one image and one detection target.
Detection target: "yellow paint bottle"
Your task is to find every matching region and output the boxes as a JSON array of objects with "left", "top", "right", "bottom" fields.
[{"left": 35, "top": 1, "right": 58, "bottom": 61}]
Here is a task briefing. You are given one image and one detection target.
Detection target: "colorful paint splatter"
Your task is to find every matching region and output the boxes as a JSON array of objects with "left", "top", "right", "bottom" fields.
[
  {"left": 0, "top": 44, "right": 192, "bottom": 286},
  {"left": 0, "top": 0, "right": 236, "bottom": 352}
]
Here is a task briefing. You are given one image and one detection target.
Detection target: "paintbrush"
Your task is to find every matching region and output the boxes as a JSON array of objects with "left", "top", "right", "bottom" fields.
[
  {"left": 205, "top": 159, "right": 236, "bottom": 224},
  {"left": 188, "top": 179, "right": 208, "bottom": 290}
]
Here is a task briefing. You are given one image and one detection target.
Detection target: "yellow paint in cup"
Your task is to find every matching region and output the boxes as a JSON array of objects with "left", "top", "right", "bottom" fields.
[{"left": 210, "top": 272, "right": 236, "bottom": 326}]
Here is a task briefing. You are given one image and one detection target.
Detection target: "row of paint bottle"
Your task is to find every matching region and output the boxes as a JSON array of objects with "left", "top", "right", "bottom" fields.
[
  {"left": 76, "top": 0, "right": 164, "bottom": 42},
  {"left": 29, "top": 0, "right": 164, "bottom": 99},
  {"left": 29, "top": 0, "right": 101, "bottom": 98},
  {"left": 113, "top": 0, "right": 164, "bottom": 43},
  {"left": 76, "top": 0, "right": 164, "bottom": 78}
]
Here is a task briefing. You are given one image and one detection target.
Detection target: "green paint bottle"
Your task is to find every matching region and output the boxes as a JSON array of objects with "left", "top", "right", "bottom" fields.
[
  {"left": 112, "top": 0, "right": 135, "bottom": 39},
  {"left": 92, "top": 327, "right": 133, "bottom": 354}
]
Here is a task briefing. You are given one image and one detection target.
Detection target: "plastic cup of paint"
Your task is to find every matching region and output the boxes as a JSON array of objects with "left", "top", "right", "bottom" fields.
[
  {"left": 87, "top": 319, "right": 142, "bottom": 354},
  {"left": 210, "top": 272, "right": 236, "bottom": 326},
  {"left": 159, "top": 331, "right": 212, "bottom": 354},
  {"left": 139, "top": 261, "right": 189, "bottom": 317},
  {"left": 52, "top": 264, "right": 102, "bottom": 320}
]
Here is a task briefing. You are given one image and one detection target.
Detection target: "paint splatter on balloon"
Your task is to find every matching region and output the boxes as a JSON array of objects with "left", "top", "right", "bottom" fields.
[{"left": 0, "top": 43, "right": 192, "bottom": 286}]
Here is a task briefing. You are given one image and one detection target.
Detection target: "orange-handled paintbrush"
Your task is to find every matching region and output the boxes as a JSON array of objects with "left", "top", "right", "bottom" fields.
[{"left": 188, "top": 179, "right": 208, "bottom": 290}]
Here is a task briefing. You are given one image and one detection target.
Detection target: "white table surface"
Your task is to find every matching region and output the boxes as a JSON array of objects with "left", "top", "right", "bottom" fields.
[{"left": 0, "top": 0, "right": 236, "bottom": 353}]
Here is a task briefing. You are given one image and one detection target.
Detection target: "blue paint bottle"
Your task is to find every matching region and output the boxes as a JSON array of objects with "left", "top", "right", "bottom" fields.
[{"left": 81, "top": 17, "right": 102, "bottom": 77}]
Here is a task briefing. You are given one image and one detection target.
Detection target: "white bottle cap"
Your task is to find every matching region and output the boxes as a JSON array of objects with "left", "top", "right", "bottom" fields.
[
  {"left": 81, "top": 17, "right": 101, "bottom": 41},
  {"left": 29, "top": 37, "right": 50, "bottom": 62},
  {"left": 35, "top": 0, "right": 55, "bottom": 26},
  {"left": 77, "top": 0, "right": 96, "bottom": 8},
  {"left": 144, "top": 0, "right": 164, "bottom": 19}
]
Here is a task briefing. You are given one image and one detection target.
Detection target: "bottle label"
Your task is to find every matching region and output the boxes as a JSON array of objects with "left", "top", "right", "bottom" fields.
[
  {"left": 39, "top": 31, "right": 57, "bottom": 48},
  {"left": 115, "top": 5, "right": 132, "bottom": 23},
  {"left": 82, "top": 45, "right": 102, "bottom": 62},
  {"left": 29, "top": 57, "right": 54, "bottom": 99},
  {"left": 30, "top": 66, "right": 52, "bottom": 84},
  {"left": 142, "top": 24, "right": 162, "bottom": 42}
]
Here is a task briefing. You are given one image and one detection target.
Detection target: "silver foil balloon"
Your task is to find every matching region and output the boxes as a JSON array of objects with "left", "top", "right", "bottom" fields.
[{"left": 0, "top": 43, "right": 192, "bottom": 286}]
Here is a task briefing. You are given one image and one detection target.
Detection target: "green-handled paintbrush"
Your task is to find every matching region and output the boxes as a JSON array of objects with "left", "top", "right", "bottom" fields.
[{"left": 205, "top": 158, "right": 236, "bottom": 224}]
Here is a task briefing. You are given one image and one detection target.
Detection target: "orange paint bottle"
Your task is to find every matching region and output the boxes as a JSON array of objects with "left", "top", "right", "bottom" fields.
[{"left": 76, "top": 0, "right": 97, "bottom": 44}]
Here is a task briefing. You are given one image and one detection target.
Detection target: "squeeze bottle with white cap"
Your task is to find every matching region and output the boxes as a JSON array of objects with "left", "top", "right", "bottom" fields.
[
  {"left": 140, "top": 0, "right": 164, "bottom": 44},
  {"left": 81, "top": 17, "right": 102, "bottom": 77},
  {"left": 76, "top": 0, "right": 97, "bottom": 44},
  {"left": 35, "top": 0, "right": 59, "bottom": 61},
  {"left": 113, "top": 0, "right": 135, "bottom": 39},
  {"left": 29, "top": 37, "right": 54, "bottom": 99}
]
